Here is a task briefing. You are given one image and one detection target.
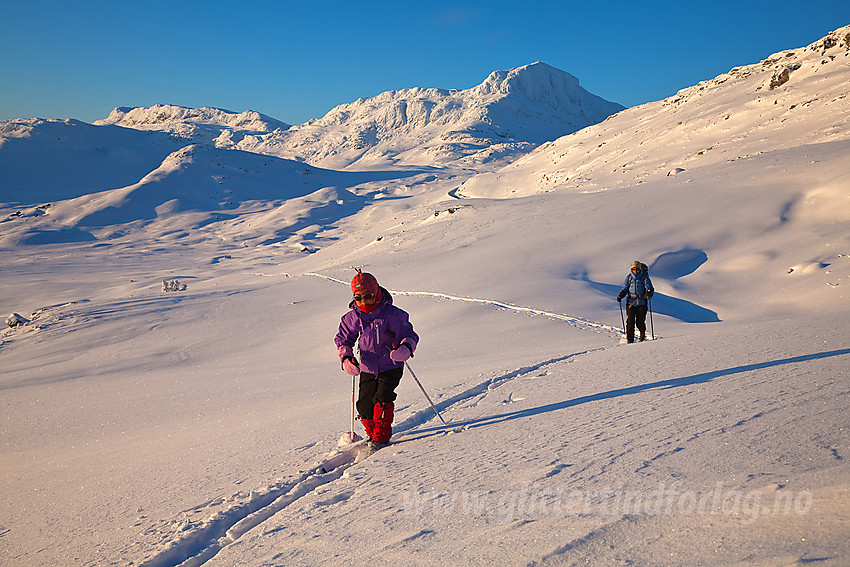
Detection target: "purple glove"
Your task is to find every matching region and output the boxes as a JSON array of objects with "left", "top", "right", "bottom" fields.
[
  {"left": 390, "top": 343, "right": 412, "bottom": 362},
  {"left": 342, "top": 356, "right": 360, "bottom": 376}
]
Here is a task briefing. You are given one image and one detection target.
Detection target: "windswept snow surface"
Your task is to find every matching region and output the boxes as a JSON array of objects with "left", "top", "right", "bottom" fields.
[{"left": 2, "top": 35, "right": 850, "bottom": 567}]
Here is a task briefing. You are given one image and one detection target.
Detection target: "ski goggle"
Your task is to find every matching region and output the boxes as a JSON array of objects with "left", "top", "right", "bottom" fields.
[{"left": 353, "top": 293, "right": 374, "bottom": 302}]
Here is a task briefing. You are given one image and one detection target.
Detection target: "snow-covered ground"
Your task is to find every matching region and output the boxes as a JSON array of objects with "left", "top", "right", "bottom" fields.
[{"left": 1, "top": 26, "right": 849, "bottom": 567}]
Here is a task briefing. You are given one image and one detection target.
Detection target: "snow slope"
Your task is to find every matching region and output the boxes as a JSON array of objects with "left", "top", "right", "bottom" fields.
[
  {"left": 0, "top": 118, "right": 186, "bottom": 204},
  {"left": 1, "top": 27, "right": 849, "bottom": 567},
  {"left": 0, "top": 121, "right": 434, "bottom": 250},
  {"left": 459, "top": 27, "right": 850, "bottom": 198}
]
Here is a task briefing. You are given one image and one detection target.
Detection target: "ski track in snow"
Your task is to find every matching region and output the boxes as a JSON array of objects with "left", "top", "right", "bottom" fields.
[
  {"left": 138, "top": 274, "right": 615, "bottom": 567},
  {"left": 141, "top": 353, "right": 601, "bottom": 567},
  {"left": 306, "top": 272, "right": 623, "bottom": 334}
]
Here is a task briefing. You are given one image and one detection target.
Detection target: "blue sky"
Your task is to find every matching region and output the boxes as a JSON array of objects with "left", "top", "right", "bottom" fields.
[{"left": 2, "top": 0, "right": 848, "bottom": 125}]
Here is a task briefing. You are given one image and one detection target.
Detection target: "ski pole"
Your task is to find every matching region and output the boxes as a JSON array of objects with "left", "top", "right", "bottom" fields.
[
  {"left": 404, "top": 361, "right": 447, "bottom": 425},
  {"left": 649, "top": 297, "right": 655, "bottom": 340},
  {"left": 618, "top": 298, "right": 626, "bottom": 335},
  {"left": 351, "top": 373, "right": 357, "bottom": 439}
]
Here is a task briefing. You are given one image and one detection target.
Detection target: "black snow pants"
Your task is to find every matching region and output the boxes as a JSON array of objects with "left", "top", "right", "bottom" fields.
[
  {"left": 626, "top": 304, "right": 648, "bottom": 343},
  {"left": 357, "top": 367, "right": 403, "bottom": 419}
]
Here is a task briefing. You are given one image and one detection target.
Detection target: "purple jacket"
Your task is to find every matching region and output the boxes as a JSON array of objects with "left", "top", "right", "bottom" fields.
[{"left": 335, "top": 288, "right": 418, "bottom": 375}]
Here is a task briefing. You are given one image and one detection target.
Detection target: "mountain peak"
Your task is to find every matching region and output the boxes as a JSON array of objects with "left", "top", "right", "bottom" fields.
[
  {"left": 472, "top": 61, "right": 623, "bottom": 127},
  {"left": 475, "top": 61, "right": 580, "bottom": 98},
  {"left": 233, "top": 62, "right": 623, "bottom": 169}
]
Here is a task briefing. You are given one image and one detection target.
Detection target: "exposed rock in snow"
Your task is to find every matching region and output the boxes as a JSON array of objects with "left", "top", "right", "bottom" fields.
[
  {"left": 5, "top": 313, "right": 27, "bottom": 328},
  {"left": 161, "top": 279, "right": 187, "bottom": 292}
]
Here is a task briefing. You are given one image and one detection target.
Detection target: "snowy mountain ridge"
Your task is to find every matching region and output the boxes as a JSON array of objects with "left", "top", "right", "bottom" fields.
[
  {"left": 90, "top": 62, "right": 624, "bottom": 169},
  {"left": 94, "top": 104, "right": 291, "bottom": 148},
  {"left": 237, "top": 61, "right": 624, "bottom": 169},
  {"left": 459, "top": 24, "right": 850, "bottom": 198},
  {"left": 96, "top": 104, "right": 290, "bottom": 134}
]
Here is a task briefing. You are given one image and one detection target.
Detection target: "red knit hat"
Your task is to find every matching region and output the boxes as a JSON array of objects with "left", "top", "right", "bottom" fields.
[{"left": 351, "top": 269, "right": 379, "bottom": 296}]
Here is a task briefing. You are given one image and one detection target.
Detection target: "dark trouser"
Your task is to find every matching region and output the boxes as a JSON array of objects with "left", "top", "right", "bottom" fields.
[
  {"left": 358, "top": 367, "right": 403, "bottom": 443},
  {"left": 357, "top": 367, "right": 403, "bottom": 419},
  {"left": 626, "top": 304, "right": 648, "bottom": 343}
]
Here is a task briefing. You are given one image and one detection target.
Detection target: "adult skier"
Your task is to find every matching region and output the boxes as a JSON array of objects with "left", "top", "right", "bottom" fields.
[
  {"left": 617, "top": 260, "right": 654, "bottom": 343},
  {"left": 335, "top": 270, "right": 419, "bottom": 448}
]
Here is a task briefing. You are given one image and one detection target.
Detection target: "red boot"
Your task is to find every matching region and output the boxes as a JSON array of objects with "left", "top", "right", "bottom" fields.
[
  {"left": 372, "top": 402, "right": 394, "bottom": 444},
  {"left": 360, "top": 417, "right": 377, "bottom": 441}
]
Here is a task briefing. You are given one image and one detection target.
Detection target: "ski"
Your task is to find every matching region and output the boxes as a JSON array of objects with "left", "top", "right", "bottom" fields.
[{"left": 354, "top": 440, "right": 389, "bottom": 463}]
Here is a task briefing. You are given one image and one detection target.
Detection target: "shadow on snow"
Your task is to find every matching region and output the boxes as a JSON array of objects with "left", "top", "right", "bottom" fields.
[
  {"left": 405, "top": 348, "right": 850, "bottom": 440},
  {"left": 572, "top": 271, "right": 720, "bottom": 323}
]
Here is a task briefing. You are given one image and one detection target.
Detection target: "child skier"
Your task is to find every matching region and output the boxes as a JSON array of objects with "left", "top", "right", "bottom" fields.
[{"left": 335, "top": 269, "right": 419, "bottom": 448}]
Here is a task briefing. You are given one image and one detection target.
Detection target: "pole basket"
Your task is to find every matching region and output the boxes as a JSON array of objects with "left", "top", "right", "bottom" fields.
[{"left": 338, "top": 431, "right": 363, "bottom": 446}]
